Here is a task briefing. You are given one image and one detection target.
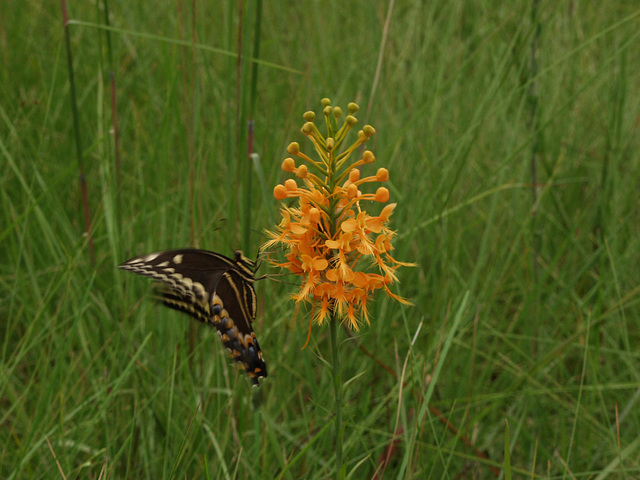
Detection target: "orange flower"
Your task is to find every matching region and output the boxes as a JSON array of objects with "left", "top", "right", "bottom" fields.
[{"left": 264, "top": 99, "right": 412, "bottom": 331}]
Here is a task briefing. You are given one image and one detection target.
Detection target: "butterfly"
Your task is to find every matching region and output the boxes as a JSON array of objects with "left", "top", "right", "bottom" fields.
[{"left": 118, "top": 249, "right": 267, "bottom": 386}]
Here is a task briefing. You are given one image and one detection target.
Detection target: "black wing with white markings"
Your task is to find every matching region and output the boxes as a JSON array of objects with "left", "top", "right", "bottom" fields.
[{"left": 119, "top": 249, "right": 267, "bottom": 385}]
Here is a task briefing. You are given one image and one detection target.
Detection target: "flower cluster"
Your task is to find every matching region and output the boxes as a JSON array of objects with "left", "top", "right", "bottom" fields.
[{"left": 264, "top": 99, "right": 411, "bottom": 332}]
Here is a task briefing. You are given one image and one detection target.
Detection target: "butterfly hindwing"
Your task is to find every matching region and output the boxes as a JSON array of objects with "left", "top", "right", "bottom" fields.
[
  {"left": 119, "top": 249, "right": 267, "bottom": 385},
  {"left": 212, "top": 270, "right": 265, "bottom": 380}
]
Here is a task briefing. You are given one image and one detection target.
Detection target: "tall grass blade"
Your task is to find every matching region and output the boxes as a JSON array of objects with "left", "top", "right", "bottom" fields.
[{"left": 61, "top": 0, "right": 95, "bottom": 262}]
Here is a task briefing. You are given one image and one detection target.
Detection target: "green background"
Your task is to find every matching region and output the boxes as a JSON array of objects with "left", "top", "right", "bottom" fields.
[{"left": 2, "top": 1, "right": 640, "bottom": 478}]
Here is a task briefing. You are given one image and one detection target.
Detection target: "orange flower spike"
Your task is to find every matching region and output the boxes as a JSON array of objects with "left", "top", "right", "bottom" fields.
[{"left": 264, "top": 98, "right": 411, "bottom": 330}]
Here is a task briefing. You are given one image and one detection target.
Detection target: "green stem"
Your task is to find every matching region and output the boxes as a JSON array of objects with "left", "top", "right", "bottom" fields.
[{"left": 329, "top": 314, "right": 343, "bottom": 479}]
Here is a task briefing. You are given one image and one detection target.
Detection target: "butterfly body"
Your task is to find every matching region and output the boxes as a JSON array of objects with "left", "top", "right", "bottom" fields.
[{"left": 119, "top": 249, "right": 267, "bottom": 386}]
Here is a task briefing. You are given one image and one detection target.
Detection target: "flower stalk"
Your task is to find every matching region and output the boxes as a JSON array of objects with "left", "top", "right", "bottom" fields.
[{"left": 329, "top": 314, "right": 343, "bottom": 478}]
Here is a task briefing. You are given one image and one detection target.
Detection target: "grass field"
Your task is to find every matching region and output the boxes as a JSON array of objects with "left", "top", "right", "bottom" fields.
[{"left": 2, "top": 1, "right": 640, "bottom": 478}]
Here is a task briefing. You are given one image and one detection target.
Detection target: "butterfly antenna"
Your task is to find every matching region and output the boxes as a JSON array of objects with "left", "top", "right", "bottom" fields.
[{"left": 256, "top": 272, "right": 298, "bottom": 286}]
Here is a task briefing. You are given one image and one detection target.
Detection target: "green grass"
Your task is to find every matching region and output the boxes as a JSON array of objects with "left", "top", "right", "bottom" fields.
[{"left": 2, "top": 1, "right": 640, "bottom": 478}]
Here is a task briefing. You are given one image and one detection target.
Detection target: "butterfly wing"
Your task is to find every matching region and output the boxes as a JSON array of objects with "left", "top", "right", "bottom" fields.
[
  {"left": 209, "top": 269, "right": 266, "bottom": 384},
  {"left": 119, "top": 249, "right": 267, "bottom": 385}
]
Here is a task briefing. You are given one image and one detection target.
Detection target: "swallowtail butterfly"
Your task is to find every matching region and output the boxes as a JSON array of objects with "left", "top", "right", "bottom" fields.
[{"left": 119, "top": 249, "right": 267, "bottom": 386}]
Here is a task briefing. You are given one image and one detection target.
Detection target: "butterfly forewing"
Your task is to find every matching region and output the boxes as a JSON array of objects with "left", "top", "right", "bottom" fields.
[{"left": 119, "top": 249, "right": 267, "bottom": 386}]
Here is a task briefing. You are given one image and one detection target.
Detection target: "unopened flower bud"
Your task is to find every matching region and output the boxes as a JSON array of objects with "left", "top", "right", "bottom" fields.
[
  {"left": 374, "top": 187, "right": 389, "bottom": 202},
  {"left": 326, "top": 137, "right": 335, "bottom": 151},
  {"left": 362, "top": 150, "right": 375, "bottom": 164},
  {"left": 285, "top": 178, "right": 298, "bottom": 191},
  {"left": 296, "top": 164, "right": 308, "bottom": 178},
  {"left": 309, "top": 207, "right": 321, "bottom": 224},
  {"left": 376, "top": 168, "right": 389, "bottom": 182},
  {"left": 282, "top": 157, "right": 296, "bottom": 172},
  {"left": 274, "top": 184, "right": 288, "bottom": 199},
  {"left": 287, "top": 142, "right": 300, "bottom": 155},
  {"left": 363, "top": 125, "right": 376, "bottom": 137}
]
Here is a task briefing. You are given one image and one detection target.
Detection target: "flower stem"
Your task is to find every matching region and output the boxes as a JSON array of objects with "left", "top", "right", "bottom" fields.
[{"left": 329, "top": 314, "right": 344, "bottom": 479}]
